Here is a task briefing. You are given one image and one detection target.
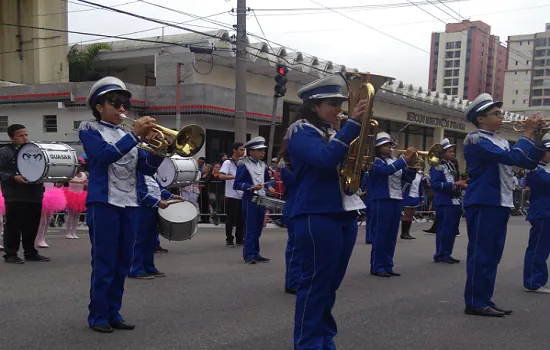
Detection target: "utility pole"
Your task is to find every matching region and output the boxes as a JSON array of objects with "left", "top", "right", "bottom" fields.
[
  {"left": 176, "top": 63, "right": 182, "bottom": 131},
  {"left": 234, "top": 0, "right": 247, "bottom": 143},
  {"left": 266, "top": 97, "right": 278, "bottom": 163}
]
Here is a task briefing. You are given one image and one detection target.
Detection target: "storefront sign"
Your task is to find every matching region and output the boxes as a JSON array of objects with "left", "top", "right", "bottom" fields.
[{"left": 406, "top": 112, "right": 466, "bottom": 131}]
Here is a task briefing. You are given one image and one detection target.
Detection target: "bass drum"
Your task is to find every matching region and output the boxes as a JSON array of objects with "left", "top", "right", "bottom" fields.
[
  {"left": 156, "top": 156, "right": 200, "bottom": 188},
  {"left": 16, "top": 142, "right": 79, "bottom": 183},
  {"left": 158, "top": 200, "right": 199, "bottom": 241}
]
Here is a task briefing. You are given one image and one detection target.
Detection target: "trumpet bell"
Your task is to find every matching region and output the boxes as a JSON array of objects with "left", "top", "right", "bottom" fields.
[
  {"left": 167, "top": 124, "right": 206, "bottom": 157},
  {"left": 395, "top": 143, "right": 442, "bottom": 168}
]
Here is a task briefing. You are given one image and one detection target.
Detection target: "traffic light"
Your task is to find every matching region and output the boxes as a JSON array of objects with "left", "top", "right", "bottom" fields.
[{"left": 274, "top": 64, "right": 288, "bottom": 98}]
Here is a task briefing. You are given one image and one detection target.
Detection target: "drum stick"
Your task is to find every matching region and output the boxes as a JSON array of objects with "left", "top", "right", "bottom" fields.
[{"left": 166, "top": 199, "right": 186, "bottom": 205}]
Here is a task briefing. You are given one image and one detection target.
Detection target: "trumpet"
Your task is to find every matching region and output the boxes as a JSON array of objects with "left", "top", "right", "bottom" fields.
[
  {"left": 394, "top": 143, "right": 442, "bottom": 168},
  {"left": 502, "top": 118, "right": 550, "bottom": 133},
  {"left": 119, "top": 115, "right": 205, "bottom": 157}
]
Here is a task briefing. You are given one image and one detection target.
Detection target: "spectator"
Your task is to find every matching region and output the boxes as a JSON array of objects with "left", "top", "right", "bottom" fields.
[{"left": 219, "top": 142, "right": 245, "bottom": 247}]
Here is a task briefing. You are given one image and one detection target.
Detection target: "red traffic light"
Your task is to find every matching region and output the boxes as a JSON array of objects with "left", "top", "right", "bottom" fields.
[{"left": 276, "top": 65, "right": 288, "bottom": 75}]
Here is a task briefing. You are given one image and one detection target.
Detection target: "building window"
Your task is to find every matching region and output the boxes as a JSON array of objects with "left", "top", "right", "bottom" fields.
[
  {"left": 446, "top": 51, "right": 454, "bottom": 59},
  {"left": 523, "top": 99, "right": 528, "bottom": 104},
  {"left": 512, "top": 100, "right": 516, "bottom": 104},
  {"left": 0, "top": 116, "right": 7, "bottom": 132},
  {"left": 452, "top": 88, "right": 458, "bottom": 95},
  {"left": 514, "top": 72, "right": 518, "bottom": 75},
  {"left": 515, "top": 90, "right": 519, "bottom": 94},
  {"left": 43, "top": 115, "right": 57, "bottom": 133},
  {"left": 527, "top": 60, "right": 530, "bottom": 65},
  {"left": 454, "top": 51, "right": 461, "bottom": 58},
  {"left": 515, "top": 61, "right": 519, "bottom": 65},
  {"left": 452, "top": 78, "right": 459, "bottom": 85},
  {"left": 454, "top": 60, "right": 460, "bottom": 67},
  {"left": 446, "top": 42, "right": 455, "bottom": 49},
  {"left": 444, "top": 88, "right": 451, "bottom": 95},
  {"left": 455, "top": 41, "right": 461, "bottom": 48}
]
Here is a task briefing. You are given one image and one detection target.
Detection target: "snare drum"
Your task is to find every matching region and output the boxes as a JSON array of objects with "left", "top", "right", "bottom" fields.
[
  {"left": 252, "top": 195, "right": 285, "bottom": 212},
  {"left": 16, "top": 142, "right": 79, "bottom": 183},
  {"left": 156, "top": 156, "right": 200, "bottom": 187},
  {"left": 158, "top": 200, "right": 199, "bottom": 241}
]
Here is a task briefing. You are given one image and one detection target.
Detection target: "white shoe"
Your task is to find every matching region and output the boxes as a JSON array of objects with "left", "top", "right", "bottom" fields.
[
  {"left": 72, "top": 233, "right": 79, "bottom": 239},
  {"left": 0, "top": 244, "right": 3, "bottom": 249},
  {"left": 65, "top": 234, "right": 74, "bottom": 239},
  {"left": 524, "top": 286, "right": 550, "bottom": 294},
  {"left": 37, "top": 242, "right": 49, "bottom": 248}
]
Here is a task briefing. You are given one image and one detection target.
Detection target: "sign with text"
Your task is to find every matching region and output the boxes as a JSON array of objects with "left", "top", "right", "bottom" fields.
[{"left": 406, "top": 112, "right": 466, "bottom": 131}]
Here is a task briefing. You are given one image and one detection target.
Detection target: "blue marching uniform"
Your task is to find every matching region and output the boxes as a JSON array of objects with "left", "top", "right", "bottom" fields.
[
  {"left": 523, "top": 162, "right": 550, "bottom": 291},
  {"left": 430, "top": 161, "right": 462, "bottom": 263},
  {"left": 463, "top": 131, "right": 543, "bottom": 308},
  {"left": 361, "top": 171, "right": 373, "bottom": 244},
  {"left": 280, "top": 165, "right": 301, "bottom": 292},
  {"left": 234, "top": 153, "right": 273, "bottom": 262},
  {"left": 79, "top": 120, "right": 164, "bottom": 327},
  {"left": 287, "top": 117, "right": 365, "bottom": 349},
  {"left": 402, "top": 173, "right": 424, "bottom": 208},
  {"left": 130, "top": 174, "right": 174, "bottom": 277},
  {"left": 369, "top": 156, "right": 416, "bottom": 274}
]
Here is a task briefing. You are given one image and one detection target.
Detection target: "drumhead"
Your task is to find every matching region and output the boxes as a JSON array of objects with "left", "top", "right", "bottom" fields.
[
  {"left": 16, "top": 143, "right": 46, "bottom": 183},
  {"left": 159, "top": 201, "right": 198, "bottom": 223},
  {"left": 157, "top": 157, "right": 177, "bottom": 187}
]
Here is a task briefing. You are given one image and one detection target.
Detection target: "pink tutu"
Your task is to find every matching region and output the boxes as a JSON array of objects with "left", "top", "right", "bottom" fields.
[
  {"left": 42, "top": 187, "right": 67, "bottom": 216},
  {"left": 64, "top": 188, "right": 87, "bottom": 213},
  {"left": 0, "top": 190, "right": 5, "bottom": 216}
]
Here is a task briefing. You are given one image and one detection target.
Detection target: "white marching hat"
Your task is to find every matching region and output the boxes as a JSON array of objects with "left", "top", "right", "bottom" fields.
[
  {"left": 297, "top": 74, "right": 348, "bottom": 102},
  {"left": 243, "top": 136, "right": 267, "bottom": 150},
  {"left": 542, "top": 133, "right": 550, "bottom": 150},
  {"left": 464, "top": 93, "right": 503, "bottom": 123},
  {"left": 375, "top": 132, "right": 395, "bottom": 147},
  {"left": 86, "top": 76, "right": 132, "bottom": 110},
  {"left": 440, "top": 138, "right": 455, "bottom": 150}
]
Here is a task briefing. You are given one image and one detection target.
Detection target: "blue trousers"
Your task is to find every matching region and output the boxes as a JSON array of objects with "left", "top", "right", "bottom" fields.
[
  {"left": 242, "top": 200, "right": 266, "bottom": 260},
  {"left": 464, "top": 205, "right": 510, "bottom": 308},
  {"left": 523, "top": 218, "right": 550, "bottom": 290},
  {"left": 155, "top": 232, "right": 160, "bottom": 247},
  {"left": 434, "top": 205, "right": 462, "bottom": 261},
  {"left": 86, "top": 203, "right": 139, "bottom": 326},
  {"left": 293, "top": 212, "right": 357, "bottom": 350},
  {"left": 285, "top": 218, "right": 301, "bottom": 290},
  {"left": 370, "top": 199, "right": 402, "bottom": 274},
  {"left": 364, "top": 204, "right": 372, "bottom": 244},
  {"left": 130, "top": 207, "right": 160, "bottom": 276}
]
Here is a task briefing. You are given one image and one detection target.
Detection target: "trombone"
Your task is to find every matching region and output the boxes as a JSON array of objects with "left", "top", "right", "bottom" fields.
[
  {"left": 394, "top": 143, "right": 443, "bottom": 168},
  {"left": 119, "top": 115, "right": 205, "bottom": 157}
]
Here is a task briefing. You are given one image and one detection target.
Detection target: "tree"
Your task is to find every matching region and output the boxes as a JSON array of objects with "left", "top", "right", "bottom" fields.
[{"left": 68, "top": 43, "right": 112, "bottom": 82}]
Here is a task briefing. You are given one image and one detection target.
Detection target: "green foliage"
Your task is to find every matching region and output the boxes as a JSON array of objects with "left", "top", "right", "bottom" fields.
[{"left": 68, "top": 43, "right": 112, "bottom": 82}]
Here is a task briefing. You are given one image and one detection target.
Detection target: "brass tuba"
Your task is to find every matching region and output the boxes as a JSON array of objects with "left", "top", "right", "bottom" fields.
[
  {"left": 339, "top": 72, "right": 393, "bottom": 195},
  {"left": 119, "top": 115, "right": 205, "bottom": 157}
]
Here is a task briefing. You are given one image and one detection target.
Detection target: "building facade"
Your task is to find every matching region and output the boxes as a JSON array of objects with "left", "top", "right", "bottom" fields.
[
  {"left": 429, "top": 20, "right": 507, "bottom": 101},
  {"left": 503, "top": 23, "right": 550, "bottom": 116},
  {"left": 0, "top": 31, "right": 523, "bottom": 172}
]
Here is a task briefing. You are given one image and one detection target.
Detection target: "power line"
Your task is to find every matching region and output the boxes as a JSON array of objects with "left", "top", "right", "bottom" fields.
[
  {"left": 252, "top": 0, "right": 465, "bottom": 12},
  {"left": 20, "top": 0, "right": 138, "bottom": 19}
]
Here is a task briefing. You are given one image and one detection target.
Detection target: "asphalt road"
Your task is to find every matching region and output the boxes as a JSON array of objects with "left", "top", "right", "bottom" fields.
[{"left": 0, "top": 217, "right": 549, "bottom": 350}]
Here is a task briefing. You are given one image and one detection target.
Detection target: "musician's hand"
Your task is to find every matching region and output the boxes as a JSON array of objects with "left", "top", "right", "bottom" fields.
[
  {"left": 403, "top": 147, "right": 417, "bottom": 162},
  {"left": 133, "top": 116, "right": 156, "bottom": 137},
  {"left": 143, "top": 130, "right": 160, "bottom": 143},
  {"left": 350, "top": 100, "right": 368, "bottom": 122},
  {"left": 522, "top": 114, "right": 541, "bottom": 138},
  {"left": 13, "top": 175, "right": 27, "bottom": 184},
  {"left": 172, "top": 195, "right": 184, "bottom": 200},
  {"left": 454, "top": 180, "right": 467, "bottom": 188},
  {"left": 158, "top": 201, "right": 169, "bottom": 209},
  {"left": 267, "top": 187, "right": 276, "bottom": 194},
  {"left": 251, "top": 184, "right": 263, "bottom": 191}
]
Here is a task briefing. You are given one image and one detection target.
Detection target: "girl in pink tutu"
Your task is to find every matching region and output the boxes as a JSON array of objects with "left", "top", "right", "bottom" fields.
[
  {"left": 36, "top": 182, "right": 67, "bottom": 248},
  {"left": 64, "top": 158, "right": 87, "bottom": 239},
  {"left": 0, "top": 189, "right": 5, "bottom": 250}
]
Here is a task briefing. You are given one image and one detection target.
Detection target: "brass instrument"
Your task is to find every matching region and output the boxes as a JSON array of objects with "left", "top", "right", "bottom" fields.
[
  {"left": 394, "top": 143, "right": 443, "bottom": 168},
  {"left": 119, "top": 115, "right": 205, "bottom": 157},
  {"left": 339, "top": 72, "right": 393, "bottom": 195},
  {"left": 502, "top": 118, "right": 550, "bottom": 134}
]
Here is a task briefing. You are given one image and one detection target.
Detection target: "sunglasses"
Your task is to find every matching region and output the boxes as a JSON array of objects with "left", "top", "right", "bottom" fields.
[{"left": 105, "top": 95, "right": 131, "bottom": 110}]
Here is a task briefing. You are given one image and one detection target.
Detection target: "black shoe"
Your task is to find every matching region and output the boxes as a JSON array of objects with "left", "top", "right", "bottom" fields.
[
  {"left": 4, "top": 256, "right": 24, "bottom": 264},
  {"left": 464, "top": 306, "right": 505, "bottom": 317},
  {"left": 492, "top": 305, "right": 513, "bottom": 315},
  {"left": 128, "top": 274, "right": 154, "bottom": 280},
  {"left": 244, "top": 259, "right": 256, "bottom": 264},
  {"left": 154, "top": 246, "right": 168, "bottom": 253},
  {"left": 365, "top": 240, "right": 372, "bottom": 245},
  {"left": 236, "top": 242, "right": 244, "bottom": 246},
  {"left": 371, "top": 272, "right": 391, "bottom": 278},
  {"left": 110, "top": 321, "right": 135, "bottom": 330},
  {"left": 226, "top": 242, "right": 235, "bottom": 248},
  {"left": 423, "top": 229, "right": 436, "bottom": 233},
  {"left": 255, "top": 256, "right": 270, "bottom": 263},
  {"left": 449, "top": 257, "right": 461, "bottom": 263},
  {"left": 91, "top": 324, "right": 114, "bottom": 333},
  {"left": 148, "top": 271, "right": 166, "bottom": 277},
  {"left": 388, "top": 271, "right": 401, "bottom": 276},
  {"left": 435, "top": 258, "right": 456, "bottom": 264},
  {"left": 25, "top": 254, "right": 50, "bottom": 262},
  {"left": 285, "top": 288, "right": 297, "bottom": 295}
]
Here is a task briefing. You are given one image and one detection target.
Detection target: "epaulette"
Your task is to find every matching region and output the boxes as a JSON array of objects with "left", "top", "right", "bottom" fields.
[
  {"left": 237, "top": 157, "right": 250, "bottom": 166},
  {"left": 285, "top": 119, "right": 325, "bottom": 140},
  {"left": 464, "top": 131, "right": 483, "bottom": 145},
  {"left": 434, "top": 164, "right": 445, "bottom": 171},
  {"left": 278, "top": 159, "right": 288, "bottom": 169},
  {"left": 78, "top": 120, "right": 98, "bottom": 132}
]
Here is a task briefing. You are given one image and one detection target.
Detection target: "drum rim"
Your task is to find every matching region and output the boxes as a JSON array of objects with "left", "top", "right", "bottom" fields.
[{"left": 16, "top": 142, "right": 78, "bottom": 183}]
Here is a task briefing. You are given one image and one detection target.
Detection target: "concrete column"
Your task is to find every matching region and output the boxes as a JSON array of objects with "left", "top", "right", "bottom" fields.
[{"left": 433, "top": 126, "right": 445, "bottom": 145}]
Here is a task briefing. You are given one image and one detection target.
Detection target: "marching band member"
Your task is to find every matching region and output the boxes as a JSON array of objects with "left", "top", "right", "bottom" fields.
[
  {"left": 463, "top": 93, "right": 545, "bottom": 317},
  {"left": 35, "top": 182, "right": 66, "bottom": 248},
  {"left": 233, "top": 137, "right": 275, "bottom": 264},
  {"left": 369, "top": 132, "right": 416, "bottom": 278},
  {"left": 79, "top": 76, "right": 163, "bottom": 332},
  {"left": 130, "top": 173, "right": 182, "bottom": 279},
  {"left": 429, "top": 139, "right": 466, "bottom": 264},
  {"left": 285, "top": 74, "right": 366, "bottom": 349},
  {"left": 64, "top": 158, "right": 88, "bottom": 239},
  {"left": 523, "top": 133, "right": 550, "bottom": 294},
  {"left": 400, "top": 159, "right": 425, "bottom": 240},
  {"left": 361, "top": 170, "right": 373, "bottom": 244},
  {"left": 277, "top": 153, "right": 299, "bottom": 294}
]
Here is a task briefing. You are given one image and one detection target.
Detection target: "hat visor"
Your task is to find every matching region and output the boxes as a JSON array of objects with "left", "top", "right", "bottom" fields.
[
  {"left": 307, "top": 93, "right": 348, "bottom": 101},
  {"left": 478, "top": 101, "right": 503, "bottom": 114},
  {"left": 97, "top": 88, "right": 132, "bottom": 99},
  {"left": 249, "top": 145, "right": 267, "bottom": 150},
  {"left": 442, "top": 144, "right": 456, "bottom": 150},
  {"left": 375, "top": 140, "right": 395, "bottom": 148}
]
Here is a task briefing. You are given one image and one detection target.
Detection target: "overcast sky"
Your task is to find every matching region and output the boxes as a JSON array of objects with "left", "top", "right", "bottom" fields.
[{"left": 67, "top": 0, "right": 550, "bottom": 88}]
